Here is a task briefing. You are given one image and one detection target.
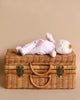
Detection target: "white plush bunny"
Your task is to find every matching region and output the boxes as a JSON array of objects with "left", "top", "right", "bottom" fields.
[
  {"left": 16, "top": 33, "right": 56, "bottom": 57},
  {"left": 16, "top": 33, "right": 72, "bottom": 57}
]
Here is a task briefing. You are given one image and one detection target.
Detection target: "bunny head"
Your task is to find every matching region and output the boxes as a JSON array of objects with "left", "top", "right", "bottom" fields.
[{"left": 56, "top": 40, "right": 72, "bottom": 55}]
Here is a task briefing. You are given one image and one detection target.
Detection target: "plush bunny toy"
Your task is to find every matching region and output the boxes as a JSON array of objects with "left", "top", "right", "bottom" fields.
[{"left": 16, "top": 33, "right": 72, "bottom": 57}]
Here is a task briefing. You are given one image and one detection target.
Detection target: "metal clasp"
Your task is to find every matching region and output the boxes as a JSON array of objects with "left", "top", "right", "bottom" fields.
[
  {"left": 16, "top": 66, "right": 24, "bottom": 77},
  {"left": 57, "top": 66, "right": 64, "bottom": 77}
]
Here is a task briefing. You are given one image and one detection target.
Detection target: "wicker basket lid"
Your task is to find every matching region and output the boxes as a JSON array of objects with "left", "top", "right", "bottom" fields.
[{"left": 5, "top": 49, "right": 76, "bottom": 66}]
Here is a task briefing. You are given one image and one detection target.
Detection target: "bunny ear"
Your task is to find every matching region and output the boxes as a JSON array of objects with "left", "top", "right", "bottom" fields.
[{"left": 46, "top": 33, "right": 55, "bottom": 43}]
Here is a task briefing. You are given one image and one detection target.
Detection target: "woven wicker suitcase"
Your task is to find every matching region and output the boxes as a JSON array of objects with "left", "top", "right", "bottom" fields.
[{"left": 5, "top": 49, "right": 76, "bottom": 89}]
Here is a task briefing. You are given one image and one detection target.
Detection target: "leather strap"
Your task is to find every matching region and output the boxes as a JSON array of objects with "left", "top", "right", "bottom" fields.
[
  {"left": 30, "top": 63, "right": 51, "bottom": 76},
  {"left": 30, "top": 75, "right": 51, "bottom": 88}
]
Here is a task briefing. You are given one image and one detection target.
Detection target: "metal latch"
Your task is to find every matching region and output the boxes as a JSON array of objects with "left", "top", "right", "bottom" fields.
[
  {"left": 57, "top": 66, "right": 64, "bottom": 77},
  {"left": 16, "top": 66, "right": 24, "bottom": 77}
]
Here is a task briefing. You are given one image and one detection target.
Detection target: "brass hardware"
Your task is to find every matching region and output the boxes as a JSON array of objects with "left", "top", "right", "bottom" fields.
[
  {"left": 16, "top": 66, "right": 24, "bottom": 77},
  {"left": 57, "top": 66, "right": 64, "bottom": 77}
]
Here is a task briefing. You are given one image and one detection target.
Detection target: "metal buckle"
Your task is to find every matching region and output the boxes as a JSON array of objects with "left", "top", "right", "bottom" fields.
[
  {"left": 57, "top": 66, "right": 64, "bottom": 77},
  {"left": 16, "top": 66, "right": 24, "bottom": 77}
]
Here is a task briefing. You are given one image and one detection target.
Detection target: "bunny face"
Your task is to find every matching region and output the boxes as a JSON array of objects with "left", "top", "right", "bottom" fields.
[{"left": 56, "top": 40, "right": 72, "bottom": 54}]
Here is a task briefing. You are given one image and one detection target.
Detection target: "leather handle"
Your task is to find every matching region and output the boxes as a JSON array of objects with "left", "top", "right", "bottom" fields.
[
  {"left": 30, "top": 63, "right": 51, "bottom": 76},
  {"left": 30, "top": 75, "right": 51, "bottom": 89}
]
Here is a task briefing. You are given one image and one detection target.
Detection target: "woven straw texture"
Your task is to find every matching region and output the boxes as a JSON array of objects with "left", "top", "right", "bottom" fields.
[
  {"left": 5, "top": 49, "right": 76, "bottom": 89},
  {"left": 5, "top": 73, "right": 76, "bottom": 89},
  {"left": 5, "top": 49, "right": 76, "bottom": 66}
]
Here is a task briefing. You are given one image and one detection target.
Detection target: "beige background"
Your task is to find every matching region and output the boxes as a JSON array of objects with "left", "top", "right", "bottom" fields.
[{"left": 0, "top": 0, "right": 80, "bottom": 100}]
